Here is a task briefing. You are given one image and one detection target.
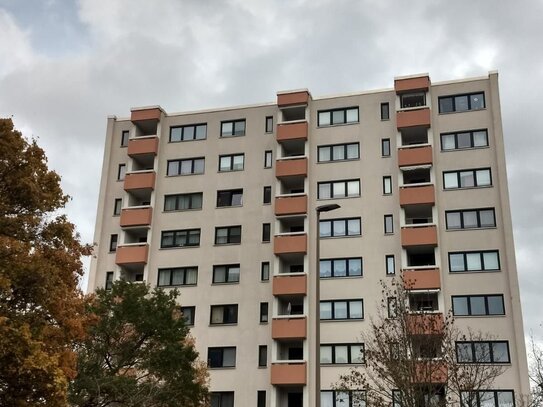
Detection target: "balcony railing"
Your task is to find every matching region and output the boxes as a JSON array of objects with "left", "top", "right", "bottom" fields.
[
  {"left": 119, "top": 206, "right": 153, "bottom": 227},
  {"left": 275, "top": 157, "right": 308, "bottom": 178},
  {"left": 396, "top": 108, "right": 431, "bottom": 129},
  {"left": 277, "top": 121, "right": 308, "bottom": 142},
  {"left": 401, "top": 225, "right": 438, "bottom": 247},
  {"left": 127, "top": 136, "right": 159, "bottom": 157},
  {"left": 398, "top": 145, "right": 433, "bottom": 167},
  {"left": 115, "top": 243, "right": 149, "bottom": 266},
  {"left": 124, "top": 170, "right": 156, "bottom": 192},
  {"left": 273, "top": 274, "right": 307, "bottom": 296},
  {"left": 403, "top": 268, "right": 441, "bottom": 290},
  {"left": 271, "top": 361, "right": 307, "bottom": 385},
  {"left": 275, "top": 194, "right": 308, "bottom": 215},
  {"left": 272, "top": 316, "right": 307, "bottom": 340},
  {"left": 400, "top": 185, "right": 435, "bottom": 206},
  {"left": 274, "top": 233, "right": 307, "bottom": 255}
]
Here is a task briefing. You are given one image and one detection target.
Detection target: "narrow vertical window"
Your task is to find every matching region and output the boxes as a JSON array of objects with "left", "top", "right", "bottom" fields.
[
  {"left": 260, "top": 302, "right": 268, "bottom": 323},
  {"left": 263, "top": 186, "right": 271, "bottom": 204},
  {"left": 384, "top": 215, "right": 394, "bottom": 234},
  {"left": 381, "top": 139, "right": 391, "bottom": 157},
  {"left": 381, "top": 103, "right": 390, "bottom": 120},
  {"left": 261, "top": 262, "right": 270, "bottom": 281},
  {"left": 117, "top": 164, "right": 126, "bottom": 180},
  {"left": 257, "top": 391, "right": 266, "bottom": 407},
  {"left": 121, "top": 130, "right": 129, "bottom": 147},
  {"left": 258, "top": 345, "right": 268, "bottom": 367},
  {"left": 105, "top": 271, "right": 114, "bottom": 290},
  {"left": 383, "top": 176, "right": 392, "bottom": 195},
  {"left": 113, "top": 198, "right": 122, "bottom": 215},
  {"left": 109, "top": 234, "right": 118, "bottom": 252},
  {"left": 387, "top": 297, "right": 397, "bottom": 318},
  {"left": 265, "top": 116, "right": 273, "bottom": 133},
  {"left": 386, "top": 255, "right": 395, "bottom": 275},
  {"left": 264, "top": 150, "right": 273, "bottom": 168},
  {"left": 262, "top": 223, "right": 271, "bottom": 242}
]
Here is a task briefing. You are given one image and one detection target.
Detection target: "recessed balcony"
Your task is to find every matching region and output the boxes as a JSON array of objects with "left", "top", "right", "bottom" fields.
[
  {"left": 277, "top": 121, "right": 308, "bottom": 142},
  {"left": 124, "top": 170, "right": 156, "bottom": 192},
  {"left": 119, "top": 206, "right": 153, "bottom": 228},
  {"left": 274, "top": 233, "right": 307, "bottom": 255},
  {"left": 398, "top": 145, "right": 433, "bottom": 167},
  {"left": 127, "top": 136, "right": 159, "bottom": 157},
  {"left": 401, "top": 225, "right": 438, "bottom": 247},
  {"left": 396, "top": 108, "right": 431, "bottom": 129},
  {"left": 272, "top": 316, "right": 307, "bottom": 340},
  {"left": 275, "top": 195, "right": 308, "bottom": 216},
  {"left": 407, "top": 313, "right": 444, "bottom": 336},
  {"left": 276, "top": 158, "right": 308, "bottom": 179},
  {"left": 130, "top": 107, "right": 162, "bottom": 135},
  {"left": 403, "top": 268, "right": 441, "bottom": 290},
  {"left": 273, "top": 274, "right": 307, "bottom": 296},
  {"left": 271, "top": 362, "right": 307, "bottom": 386},
  {"left": 115, "top": 243, "right": 149, "bottom": 266},
  {"left": 277, "top": 90, "right": 310, "bottom": 107},
  {"left": 394, "top": 75, "right": 430, "bottom": 93},
  {"left": 400, "top": 185, "right": 435, "bottom": 206},
  {"left": 414, "top": 361, "right": 448, "bottom": 384}
]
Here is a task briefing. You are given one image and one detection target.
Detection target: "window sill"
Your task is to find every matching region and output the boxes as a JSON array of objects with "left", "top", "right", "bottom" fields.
[
  {"left": 163, "top": 208, "right": 203, "bottom": 213},
  {"left": 216, "top": 205, "right": 243, "bottom": 209},
  {"left": 211, "top": 282, "right": 240, "bottom": 286},
  {"left": 158, "top": 284, "right": 197, "bottom": 288},
  {"left": 317, "top": 121, "right": 359, "bottom": 129},
  {"left": 445, "top": 227, "right": 497, "bottom": 232},
  {"left": 159, "top": 246, "right": 200, "bottom": 250},
  {"left": 220, "top": 134, "right": 246, "bottom": 138},
  {"left": 438, "top": 107, "right": 487, "bottom": 115},
  {"left": 449, "top": 270, "right": 501, "bottom": 274},
  {"left": 443, "top": 185, "right": 493, "bottom": 191},
  {"left": 440, "top": 146, "right": 490, "bottom": 153},
  {"left": 213, "top": 243, "right": 242, "bottom": 247},
  {"left": 316, "top": 158, "right": 360, "bottom": 164},
  {"left": 209, "top": 323, "right": 238, "bottom": 327},
  {"left": 319, "top": 234, "right": 362, "bottom": 240},
  {"left": 208, "top": 366, "right": 237, "bottom": 370},
  {"left": 166, "top": 173, "right": 204, "bottom": 178},
  {"left": 217, "top": 170, "right": 244, "bottom": 173},
  {"left": 320, "top": 275, "right": 363, "bottom": 280},
  {"left": 320, "top": 318, "right": 364, "bottom": 322},
  {"left": 168, "top": 138, "right": 207, "bottom": 143},
  {"left": 452, "top": 314, "right": 506, "bottom": 318},
  {"left": 317, "top": 195, "right": 361, "bottom": 201}
]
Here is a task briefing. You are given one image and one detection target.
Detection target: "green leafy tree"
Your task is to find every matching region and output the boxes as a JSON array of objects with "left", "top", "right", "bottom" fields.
[
  {"left": 68, "top": 281, "right": 209, "bottom": 407},
  {"left": 0, "top": 118, "right": 90, "bottom": 406}
]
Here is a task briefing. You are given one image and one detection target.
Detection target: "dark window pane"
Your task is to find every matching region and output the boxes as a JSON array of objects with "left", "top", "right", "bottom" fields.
[
  {"left": 469, "top": 296, "right": 486, "bottom": 315},
  {"left": 487, "top": 296, "right": 504, "bottom": 315},
  {"left": 455, "top": 95, "right": 469, "bottom": 111},
  {"left": 439, "top": 97, "right": 454, "bottom": 113},
  {"left": 453, "top": 297, "right": 469, "bottom": 316}
]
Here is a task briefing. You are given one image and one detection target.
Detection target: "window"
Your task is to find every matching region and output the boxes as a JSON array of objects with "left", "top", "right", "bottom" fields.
[
  {"left": 318, "top": 143, "right": 359, "bottom": 162},
  {"left": 321, "top": 390, "right": 366, "bottom": 407},
  {"left": 443, "top": 168, "right": 492, "bottom": 189},
  {"left": 261, "top": 262, "right": 270, "bottom": 281},
  {"left": 113, "top": 198, "right": 122, "bottom": 215},
  {"left": 212, "top": 264, "right": 240, "bottom": 284},
  {"left": 441, "top": 129, "right": 489, "bottom": 151},
  {"left": 211, "top": 392, "right": 234, "bottom": 407},
  {"left": 117, "top": 164, "right": 126, "bottom": 180},
  {"left": 164, "top": 192, "right": 203, "bottom": 211},
  {"left": 320, "top": 299, "right": 364, "bottom": 320},
  {"left": 401, "top": 92, "right": 426, "bottom": 108},
  {"left": 260, "top": 302, "right": 268, "bottom": 323},
  {"left": 219, "top": 154, "right": 244, "bottom": 172},
  {"left": 257, "top": 391, "right": 266, "bottom": 407},
  {"left": 320, "top": 344, "right": 364, "bottom": 364},
  {"left": 384, "top": 215, "right": 394, "bottom": 234},
  {"left": 170, "top": 123, "right": 207, "bottom": 142},
  {"left": 381, "top": 102, "right": 390, "bottom": 120},
  {"left": 258, "top": 345, "right": 268, "bottom": 367},
  {"left": 167, "top": 157, "right": 205, "bottom": 176},
  {"left": 217, "top": 189, "right": 243, "bottom": 207},
  {"left": 320, "top": 218, "right": 361, "bottom": 238},
  {"left": 180, "top": 306, "right": 195, "bottom": 326},
  {"left": 318, "top": 180, "right": 360, "bottom": 199},
  {"left": 109, "top": 234, "right": 118, "bottom": 252},
  {"left": 320, "top": 258, "right": 362, "bottom": 278},
  {"left": 381, "top": 139, "right": 391, "bottom": 157},
  {"left": 449, "top": 251, "right": 500, "bottom": 272},
  {"left": 208, "top": 347, "right": 236, "bottom": 368},
  {"left": 161, "top": 229, "right": 201, "bottom": 248},
  {"left": 265, "top": 116, "right": 273, "bottom": 133},
  {"left": 121, "top": 130, "right": 129, "bottom": 147},
  {"left": 221, "top": 119, "right": 246, "bottom": 137},
  {"left": 452, "top": 295, "right": 505, "bottom": 316},
  {"left": 383, "top": 176, "right": 392, "bottom": 194},
  {"left": 456, "top": 341, "right": 510, "bottom": 364},
  {"left": 318, "top": 107, "right": 359, "bottom": 126},
  {"left": 460, "top": 390, "right": 514, "bottom": 407},
  {"left": 264, "top": 150, "right": 272, "bottom": 168},
  {"left": 439, "top": 92, "right": 485, "bottom": 113},
  {"left": 157, "top": 267, "right": 198, "bottom": 286},
  {"left": 387, "top": 297, "right": 397, "bottom": 318},
  {"left": 263, "top": 186, "right": 271, "bottom": 204},
  {"left": 105, "top": 272, "right": 114, "bottom": 290},
  {"left": 262, "top": 223, "right": 271, "bottom": 242},
  {"left": 446, "top": 208, "right": 496, "bottom": 229},
  {"left": 215, "top": 226, "right": 241, "bottom": 245},
  {"left": 210, "top": 304, "right": 238, "bottom": 324},
  {"left": 386, "top": 255, "right": 395, "bottom": 275}
]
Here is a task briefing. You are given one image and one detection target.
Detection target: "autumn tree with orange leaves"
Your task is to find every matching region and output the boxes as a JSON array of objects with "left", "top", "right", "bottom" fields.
[{"left": 0, "top": 118, "right": 91, "bottom": 406}]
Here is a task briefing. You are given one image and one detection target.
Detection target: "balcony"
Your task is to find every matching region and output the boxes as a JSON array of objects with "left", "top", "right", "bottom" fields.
[
  {"left": 273, "top": 274, "right": 307, "bottom": 296},
  {"left": 272, "top": 316, "right": 307, "bottom": 340},
  {"left": 394, "top": 75, "right": 430, "bottom": 93},
  {"left": 396, "top": 108, "right": 431, "bottom": 129},
  {"left": 124, "top": 170, "right": 156, "bottom": 192},
  {"left": 275, "top": 195, "right": 308, "bottom": 216},
  {"left": 127, "top": 136, "right": 159, "bottom": 157},
  {"left": 271, "top": 362, "right": 307, "bottom": 385},
  {"left": 115, "top": 243, "right": 149, "bottom": 266},
  {"left": 277, "top": 121, "right": 308, "bottom": 142},
  {"left": 407, "top": 313, "right": 444, "bottom": 336},
  {"left": 403, "top": 268, "right": 441, "bottom": 290},
  {"left": 130, "top": 107, "right": 162, "bottom": 135},
  {"left": 414, "top": 361, "right": 448, "bottom": 384},
  {"left": 276, "top": 158, "right": 308, "bottom": 179},
  {"left": 277, "top": 90, "right": 310, "bottom": 107},
  {"left": 400, "top": 185, "right": 435, "bottom": 206},
  {"left": 274, "top": 233, "right": 307, "bottom": 255},
  {"left": 119, "top": 206, "right": 153, "bottom": 228},
  {"left": 401, "top": 225, "right": 437, "bottom": 247},
  {"left": 398, "top": 145, "right": 433, "bottom": 167}
]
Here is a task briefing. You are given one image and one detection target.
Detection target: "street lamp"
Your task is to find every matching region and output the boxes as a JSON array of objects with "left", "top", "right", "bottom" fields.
[{"left": 315, "top": 203, "right": 340, "bottom": 407}]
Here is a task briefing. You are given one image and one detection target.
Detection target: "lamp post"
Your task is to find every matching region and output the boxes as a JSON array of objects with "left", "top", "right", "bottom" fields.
[{"left": 315, "top": 203, "right": 340, "bottom": 407}]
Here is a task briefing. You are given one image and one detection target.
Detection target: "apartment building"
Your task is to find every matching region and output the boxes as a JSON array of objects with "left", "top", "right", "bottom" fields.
[{"left": 88, "top": 72, "right": 530, "bottom": 407}]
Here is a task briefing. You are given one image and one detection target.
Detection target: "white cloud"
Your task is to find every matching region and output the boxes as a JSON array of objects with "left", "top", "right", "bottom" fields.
[{"left": 0, "top": 9, "right": 36, "bottom": 77}]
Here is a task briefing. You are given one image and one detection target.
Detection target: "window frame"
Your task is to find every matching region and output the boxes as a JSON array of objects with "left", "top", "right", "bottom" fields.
[
  {"left": 212, "top": 264, "right": 240, "bottom": 284},
  {"left": 164, "top": 192, "right": 203, "bottom": 211},
  {"left": 265, "top": 116, "right": 273, "bottom": 133},
  {"left": 180, "top": 306, "right": 195, "bottom": 326},
  {"left": 257, "top": 391, "right": 266, "bottom": 407},
  {"left": 166, "top": 157, "right": 205, "bottom": 176},
  {"left": 262, "top": 223, "right": 271, "bottom": 242},
  {"left": 384, "top": 214, "right": 394, "bottom": 234},
  {"left": 218, "top": 153, "right": 245, "bottom": 172},
  {"left": 381, "top": 102, "right": 390, "bottom": 120},
  {"left": 320, "top": 343, "right": 365, "bottom": 364},
  {"left": 438, "top": 92, "right": 485, "bottom": 113},
  {"left": 448, "top": 250, "right": 500, "bottom": 273},
  {"left": 445, "top": 208, "right": 496, "bottom": 230},
  {"left": 263, "top": 186, "right": 272, "bottom": 204},
  {"left": 160, "top": 229, "right": 201, "bottom": 248},
  {"left": 117, "top": 164, "right": 126, "bottom": 180},
  {"left": 443, "top": 168, "right": 492, "bottom": 189},
  {"left": 381, "top": 138, "right": 391, "bottom": 157},
  {"left": 440, "top": 129, "right": 489, "bottom": 151},
  {"left": 264, "top": 150, "right": 273, "bottom": 168},
  {"left": 318, "top": 179, "right": 361, "bottom": 200},
  {"left": 210, "top": 392, "right": 235, "bottom": 407},
  {"left": 321, "top": 390, "right": 366, "bottom": 407},
  {"left": 221, "top": 119, "right": 246, "bottom": 137},
  {"left": 121, "top": 130, "right": 129, "bottom": 147},
  {"left": 456, "top": 341, "right": 511, "bottom": 364},
  {"left": 317, "top": 142, "right": 360, "bottom": 163},
  {"left": 460, "top": 390, "right": 515, "bottom": 407},
  {"left": 319, "top": 257, "right": 363, "bottom": 279},
  {"left": 319, "top": 218, "right": 362, "bottom": 238},
  {"left": 169, "top": 123, "right": 207, "bottom": 142},
  {"left": 209, "top": 304, "right": 238, "bottom": 325},
  {"left": 383, "top": 176, "right": 392, "bottom": 195},
  {"left": 216, "top": 189, "right": 243, "bottom": 208},
  {"left": 452, "top": 294, "right": 505, "bottom": 316},
  {"left": 105, "top": 271, "right": 114, "bottom": 290},
  {"left": 386, "top": 255, "right": 395, "bottom": 275},
  {"left": 260, "top": 302, "right": 268, "bottom": 323},
  {"left": 258, "top": 345, "right": 268, "bottom": 367},
  {"left": 113, "top": 198, "right": 122, "bottom": 216},
  {"left": 317, "top": 107, "right": 359, "bottom": 127},
  {"left": 320, "top": 299, "right": 364, "bottom": 321},
  {"left": 400, "top": 92, "right": 426, "bottom": 108},
  {"left": 109, "top": 234, "right": 118, "bottom": 252},
  {"left": 261, "top": 262, "right": 270, "bottom": 281},
  {"left": 214, "top": 225, "right": 242, "bottom": 245},
  {"left": 207, "top": 347, "right": 236, "bottom": 368},
  {"left": 157, "top": 267, "right": 198, "bottom": 287}
]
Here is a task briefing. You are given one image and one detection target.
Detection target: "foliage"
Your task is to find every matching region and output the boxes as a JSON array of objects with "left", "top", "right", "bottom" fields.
[
  {"left": 0, "top": 118, "right": 91, "bottom": 406},
  {"left": 335, "top": 277, "right": 504, "bottom": 407},
  {"left": 68, "top": 280, "right": 209, "bottom": 407}
]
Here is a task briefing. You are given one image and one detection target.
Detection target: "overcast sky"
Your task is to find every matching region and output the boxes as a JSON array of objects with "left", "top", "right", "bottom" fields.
[{"left": 1, "top": 0, "right": 542, "bottom": 338}]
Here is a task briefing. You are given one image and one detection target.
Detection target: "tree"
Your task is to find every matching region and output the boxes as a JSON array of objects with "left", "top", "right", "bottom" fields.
[
  {"left": 68, "top": 280, "right": 209, "bottom": 407},
  {"left": 335, "top": 277, "right": 505, "bottom": 407},
  {"left": 522, "top": 334, "right": 543, "bottom": 407},
  {"left": 0, "top": 118, "right": 91, "bottom": 406}
]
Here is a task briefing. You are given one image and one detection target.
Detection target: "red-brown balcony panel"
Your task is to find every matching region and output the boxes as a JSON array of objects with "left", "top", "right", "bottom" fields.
[
  {"left": 407, "top": 313, "right": 445, "bottom": 336},
  {"left": 130, "top": 107, "right": 161, "bottom": 123},
  {"left": 127, "top": 136, "right": 159, "bottom": 157},
  {"left": 272, "top": 317, "right": 307, "bottom": 340},
  {"left": 403, "top": 269, "right": 441, "bottom": 290},
  {"left": 275, "top": 195, "right": 308, "bottom": 216},
  {"left": 274, "top": 234, "right": 307, "bottom": 255},
  {"left": 276, "top": 158, "right": 308, "bottom": 179},
  {"left": 120, "top": 207, "right": 153, "bottom": 227},
  {"left": 271, "top": 362, "right": 307, "bottom": 385},
  {"left": 277, "top": 91, "right": 310, "bottom": 107},
  {"left": 414, "top": 361, "right": 448, "bottom": 384},
  {"left": 396, "top": 108, "right": 431, "bottom": 129},
  {"left": 394, "top": 76, "right": 430, "bottom": 93},
  {"left": 115, "top": 244, "right": 149, "bottom": 266},
  {"left": 277, "top": 122, "right": 308, "bottom": 142},
  {"left": 398, "top": 145, "right": 433, "bottom": 167},
  {"left": 400, "top": 185, "right": 435, "bottom": 206},
  {"left": 273, "top": 274, "right": 307, "bottom": 296},
  {"left": 401, "top": 225, "right": 437, "bottom": 247},
  {"left": 124, "top": 171, "right": 156, "bottom": 192}
]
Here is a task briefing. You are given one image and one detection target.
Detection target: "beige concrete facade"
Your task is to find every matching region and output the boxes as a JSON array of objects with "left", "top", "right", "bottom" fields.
[{"left": 89, "top": 72, "right": 530, "bottom": 406}]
